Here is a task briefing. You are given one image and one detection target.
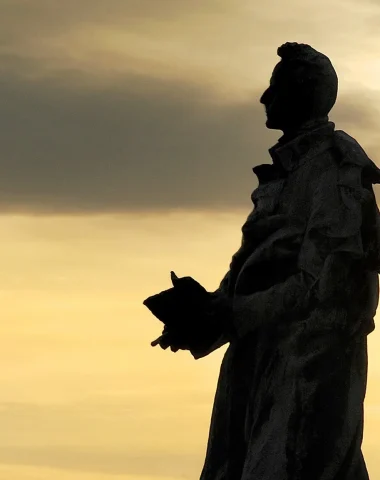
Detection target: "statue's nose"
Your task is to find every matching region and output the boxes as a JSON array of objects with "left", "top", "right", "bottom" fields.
[{"left": 260, "top": 87, "right": 272, "bottom": 105}]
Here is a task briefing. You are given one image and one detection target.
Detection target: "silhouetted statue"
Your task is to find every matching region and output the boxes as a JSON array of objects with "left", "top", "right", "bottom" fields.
[{"left": 144, "top": 42, "right": 380, "bottom": 479}]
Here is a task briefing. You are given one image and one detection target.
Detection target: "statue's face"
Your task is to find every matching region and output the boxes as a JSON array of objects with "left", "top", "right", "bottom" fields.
[{"left": 260, "top": 62, "right": 301, "bottom": 131}]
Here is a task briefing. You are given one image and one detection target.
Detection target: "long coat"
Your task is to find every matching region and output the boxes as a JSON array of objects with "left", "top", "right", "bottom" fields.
[{"left": 190, "top": 122, "right": 380, "bottom": 480}]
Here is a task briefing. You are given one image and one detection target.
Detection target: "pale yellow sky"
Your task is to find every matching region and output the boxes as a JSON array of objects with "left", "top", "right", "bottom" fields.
[
  {"left": 2, "top": 0, "right": 380, "bottom": 478},
  {"left": 0, "top": 213, "right": 379, "bottom": 479}
]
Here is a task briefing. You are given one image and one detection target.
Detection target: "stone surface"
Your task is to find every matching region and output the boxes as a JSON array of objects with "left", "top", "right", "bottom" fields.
[{"left": 143, "top": 42, "right": 380, "bottom": 479}]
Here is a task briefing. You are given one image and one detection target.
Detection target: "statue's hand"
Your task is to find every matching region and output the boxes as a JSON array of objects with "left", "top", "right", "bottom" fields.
[
  {"left": 143, "top": 271, "right": 210, "bottom": 330},
  {"left": 150, "top": 330, "right": 192, "bottom": 352},
  {"left": 145, "top": 272, "right": 233, "bottom": 354},
  {"left": 150, "top": 307, "right": 226, "bottom": 354}
]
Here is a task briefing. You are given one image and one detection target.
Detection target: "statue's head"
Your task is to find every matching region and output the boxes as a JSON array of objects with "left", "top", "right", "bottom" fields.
[{"left": 260, "top": 42, "right": 338, "bottom": 131}]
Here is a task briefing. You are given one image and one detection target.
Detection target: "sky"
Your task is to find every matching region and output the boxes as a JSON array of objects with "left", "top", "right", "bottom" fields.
[{"left": 2, "top": 0, "right": 380, "bottom": 479}]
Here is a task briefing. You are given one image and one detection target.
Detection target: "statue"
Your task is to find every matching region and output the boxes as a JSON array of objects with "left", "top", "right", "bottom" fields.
[{"left": 143, "top": 43, "right": 380, "bottom": 479}]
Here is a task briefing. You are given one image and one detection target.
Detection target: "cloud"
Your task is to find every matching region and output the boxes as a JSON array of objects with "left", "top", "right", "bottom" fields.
[
  {"left": 0, "top": 71, "right": 269, "bottom": 214},
  {"left": 0, "top": 0, "right": 380, "bottom": 215},
  {"left": 0, "top": 69, "right": 378, "bottom": 215},
  {"left": 1, "top": 0, "right": 378, "bottom": 93}
]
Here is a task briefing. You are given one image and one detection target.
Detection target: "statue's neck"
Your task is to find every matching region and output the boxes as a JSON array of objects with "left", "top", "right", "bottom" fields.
[{"left": 278, "top": 116, "right": 329, "bottom": 144}]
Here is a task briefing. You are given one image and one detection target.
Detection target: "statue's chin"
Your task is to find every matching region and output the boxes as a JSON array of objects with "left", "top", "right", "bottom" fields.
[{"left": 265, "top": 118, "right": 281, "bottom": 130}]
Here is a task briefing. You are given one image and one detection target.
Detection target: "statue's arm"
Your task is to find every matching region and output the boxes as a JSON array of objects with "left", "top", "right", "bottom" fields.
[
  {"left": 211, "top": 164, "right": 377, "bottom": 341},
  {"left": 188, "top": 236, "right": 252, "bottom": 359},
  {"left": 188, "top": 271, "right": 233, "bottom": 360},
  {"left": 188, "top": 253, "right": 316, "bottom": 359}
]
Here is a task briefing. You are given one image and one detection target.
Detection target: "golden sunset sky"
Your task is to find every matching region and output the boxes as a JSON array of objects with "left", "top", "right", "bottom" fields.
[{"left": 2, "top": 1, "right": 380, "bottom": 479}]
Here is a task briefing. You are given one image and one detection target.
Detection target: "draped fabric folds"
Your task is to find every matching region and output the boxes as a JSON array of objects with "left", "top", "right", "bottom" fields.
[{"left": 191, "top": 124, "right": 380, "bottom": 480}]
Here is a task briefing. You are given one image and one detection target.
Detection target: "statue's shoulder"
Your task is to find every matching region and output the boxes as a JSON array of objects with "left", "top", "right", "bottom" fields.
[{"left": 332, "top": 129, "right": 380, "bottom": 185}]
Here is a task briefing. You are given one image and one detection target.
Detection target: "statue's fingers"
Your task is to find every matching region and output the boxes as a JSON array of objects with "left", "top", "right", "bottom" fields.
[
  {"left": 163, "top": 335, "right": 189, "bottom": 351},
  {"left": 151, "top": 331, "right": 170, "bottom": 347},
  {"left": 170, "top": 337, "right": 193, "bottom": 351},
  {"left": 151, "top": 335, "right": 164, "bottom": 347},
  {"left": 159, "top": 334, "right": 172, "bottom": 350}
]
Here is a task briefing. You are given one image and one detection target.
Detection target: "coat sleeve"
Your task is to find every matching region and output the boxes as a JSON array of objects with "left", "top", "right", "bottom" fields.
[
  {"left": 189, "top": 218, "right": 258, "bottom": 359},
  {"left": 189, "top": 271, "right": 235, "bottom": 359},
  {"left": 229, "top": 161, "right": 378, "bottom": 340}
]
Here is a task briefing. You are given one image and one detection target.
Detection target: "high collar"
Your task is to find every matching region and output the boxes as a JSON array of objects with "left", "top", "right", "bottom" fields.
[
  {"left": 276, "top": 117, "right": 330, "bottom": 145},
  {"left": 252, "top": 121, "right": 335, "bottom": 183}
]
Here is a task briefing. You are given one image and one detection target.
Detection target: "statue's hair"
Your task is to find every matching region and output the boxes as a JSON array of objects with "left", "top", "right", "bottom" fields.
[
  {"left": 276, "top": 42, "right": 338, "bottom": 118},
  {"left": 277, "top": 42, "right": 325, "bottom": 64}
]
